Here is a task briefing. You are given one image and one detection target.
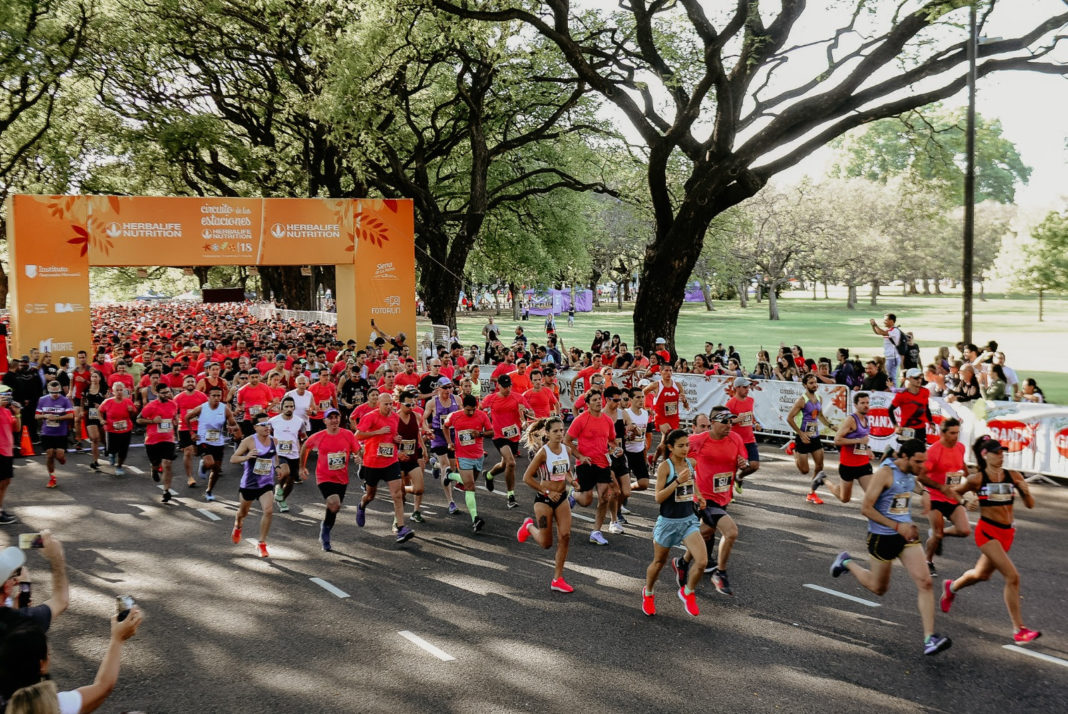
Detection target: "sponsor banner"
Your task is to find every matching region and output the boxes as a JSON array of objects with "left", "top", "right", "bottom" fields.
[
  {"left": 347, "top": 199, "right": 416, "bottom": 348},
  {"left": 259, "top": 198, "right": 355, "bottom": 265},
  {"left": 5, "top": 195, "right": 92, "bottom": 360}
]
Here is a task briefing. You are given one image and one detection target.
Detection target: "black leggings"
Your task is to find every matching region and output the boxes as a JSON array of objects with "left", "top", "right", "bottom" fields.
[{"left": 106, "top": 431, "right": 132, "bottom": 461}]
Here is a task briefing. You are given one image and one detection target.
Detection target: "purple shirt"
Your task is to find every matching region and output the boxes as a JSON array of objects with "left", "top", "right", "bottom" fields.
[{"left": 36, "top": 395, "right": 73, "bottom": 436}]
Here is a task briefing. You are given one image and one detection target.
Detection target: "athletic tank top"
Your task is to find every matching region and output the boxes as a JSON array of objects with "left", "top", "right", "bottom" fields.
[
  {"left": 83, "top": 390, "right": 106, "bottom": 422},
  {"left": 542, "top": 443, "right": 571, "bottom": 483},
  {"left": 660, "top": 458, "right": 697, "bottom": 519},
  {"left": 431, "top": 395, "right": 460, "bottom": 447},
  {"left": 978, "top": 469, "right": 1015, "bottom": 509},
  {"left": 196, "top": 402, "right": 228, "bottom": 446},
  {"left": 800, "top": 395, "right": 821, "bottom": 434},
  {"left": 654, "top": 382, "right": 681, "bottom": 418},
  {"left": 397, "top": 412, "right": 422, "bottom": 460},
  {"left": 840, "top": 413, "right": 871, "bottom": 466},
  {"left": 625, "top": 408, "right": 649, "bottom": 453},
  {"left": 869, "top": 458, "right": 915, "bottom": 535},
  {"left": 240, "top": 435, "right": 276, "bottom": 489}
]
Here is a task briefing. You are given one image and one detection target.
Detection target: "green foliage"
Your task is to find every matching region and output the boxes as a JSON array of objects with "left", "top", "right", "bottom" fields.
[{"left": 1019, "top": 210, "right": 1068, "bottom": 293}]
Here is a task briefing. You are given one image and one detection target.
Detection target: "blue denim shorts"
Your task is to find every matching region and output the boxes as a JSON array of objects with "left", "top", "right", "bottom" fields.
[
  {"left": 458, "top": 456, "right": 484, "bottom": 472},
  {"left": 652, "top": 514, "right": 700, "bottom": 548}
]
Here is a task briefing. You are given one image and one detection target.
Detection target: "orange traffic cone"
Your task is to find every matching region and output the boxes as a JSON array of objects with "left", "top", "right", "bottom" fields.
[
  {"left": 20, "top": 427, "right": 34, "bottom": 457},
  {"left": 80, "top": 420, "right": 89, "bottom": 441}
]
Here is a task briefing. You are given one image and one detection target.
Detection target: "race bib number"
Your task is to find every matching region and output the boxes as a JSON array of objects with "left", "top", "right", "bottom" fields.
[
  {"left": 400, "top": 439, "right": 417, "bottom": 455},
  {"left": 377, "top": 443, "right": 395, "bottom": 458},
  {"left": 319, "top": 400, "right": 331, "bottom": 410},
  {"left": 249, "top": 405, "right": 264, "bottom": 415},
  {"left": 326, "top": 451, "right": 346, "bottom": 470},
  {"left": 549, "top": 463, "right": 569, "bottom": 482},
  {"left": 664, "top": 402, "right": 678, "bottom": 416},
  {"left": 501, "top": 424, "right": 519, "bottom": 439},
  {"left": 713, "top": 472, "right": 732, "bottom": 494},
  {"left": 458, "top": 430, "right": 476, "bottom": 446},
  {"left": 889, "top": 493, "right": 911, "bottom": 515},
  {"left": 253, "top": 458, "right": 273, "bottom": 475},
  {"left": 88, "top": 408, "right": 100, "bottom": 421},
  {"left": 900, "top": 427, "right": 916, "bottom": 440},
  {"left": 45, "top": 419, "right": 59, "bottom": 428},
  {"left": 945, "top": 470, "right": 964, "bottom": 485},
  {"left": 157, "top": 419, "right": 173, "bottom": 432},
  {"left": 805, "top": 423, "right": 819, "bottom": 435},
  {"left": 738, "top": 412, "right": 753, "bottom": 426},
  {"left": 113, "top": 420, "right": 128, "bottom": 431},
  {"left": 985, "top": 482, "right": 1013, "bottom": 502},
  {"left": 675, "top": 479, "right": 694, "bottom": 502},
  {"left": 854, "top": 442, "right": 870, "bottom": 454},
  {"left": 206, "top": 429, "right": 222, "bottom": 442},
  {"left": 277, "top": 440, "right": 295, "bottom": 454}
]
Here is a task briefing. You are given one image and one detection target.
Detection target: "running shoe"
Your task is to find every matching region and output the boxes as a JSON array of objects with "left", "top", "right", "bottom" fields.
[
  {"left": 447, "top": 501, "right": 458, "bottom": 515},
  {"left": 231, "top": 526, "right": 241, "bottom": 544},
  {"left": 927, "top": 561, "right": 937, "bottom": 576},
  {"left": 151, "top": 468, "right": 160, "bottom": 483},
  {"left": 940, "top": 579, "right": 955, "bottom": 613},
  {"left": 617, "top": 514, "right": 628, "bottom": 525},
  {"left": 472, "top": 516, "right": 485, "bottom": 533},
  {"left": 198, "top": 458, "right": 207, "bottom": 479},
  {"left": 641, "top": 588, "right": 656, "bottom": 616},
  {"left": 734, "top": 477, "right": 744, "bottom": 495},
  {"left": 115, "top": 467, "right": 125, "bottom": 477},
  {"left": 619, "top": 505, "right": 632, "bottom": 515},
  {"left": 805, "top": 492, "right": 824, "bottom": 505},
  {"left": 411, "top": 510, "right": 425, "bottom": 523},
  {"left": 274, "top": 484, "right": 285, "bottom": 502},
  {"left": 485, "top": 473, "right": 495, "bottom": 492},
  {"left": 395, "top": 525, "right": 415, "bottom": 543},
  {"left": 319, "top": 525, "right": 332, "bottom": 552},
  {"left": 356, "top": 503, "right": 366, "bottom": 527},
  {"left": 46, "top": 475, "right": 57, "bottom": 489},
  {"left": 568, "top": 491, "right": 576, "bottom": 509},
  {"left": 677, "top": 587, "right": 700, "bottom": 616},
  {"left": 257, "top": 541, "right": 269, "bottom": 558},
  {"left": 607, "top": 520, "right": 624, "bottom": 535},
  {"left": 391, "top": 518, "right": 399, "bottom": 534},
  {"left": 1013, "top": 627, "right": 1041, "bottom": 645},
  {"left": 517, "top": 517, "right": 534, "bottom": 543},
  {"left": 162, "top": 491, "right": 171, "bottom": 503},
  {"left": 671, "top": 556, "right": 690, "bottom": 589},
  {"left": 550, "top": 577, "right": 574, "bottom": 593},
  {"left": 923, "top": 633, "right": 952, "bottom": 656},
  {"left": 89, "top": 461, "right": 99, "bottom": 471},
  {"left": 507, "top": 494, "right": 518, "bottom": 509},
  {"left": 204, "top": 491, "right": 214, "bottom": 502},
  {"left": 0, "top": 511, "right": 17, "bottom": 525},
  {"left": 187, "top": 480, "right": 198, "bottom": 489},
  {"left": 589, "top": 530, "right": 608, "bottom": 546},
  {"left": 108, "top": 453, "right": 116, "bottom": 467},
  {"left": 278, "top": 498, "right": 290, "bottom": 513},
  {"left": 711, "top": 569, "right": 733, "bottom": 596},
  {"left": 810, "top": 471, "right": 826, "bottom": 492},
  {"left": 830, "top": 551, "right": 852, "bottom": 578}
]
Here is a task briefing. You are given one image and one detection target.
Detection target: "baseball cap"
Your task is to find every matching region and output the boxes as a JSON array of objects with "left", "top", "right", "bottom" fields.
[
  {"left": 437, "top": 377, "right": 453, "bottom": 387},
  {"left": 497, "top": 374, "right": 512, "bottom": 387},
  {"left": 733, "top": 377, "right": 751, "bottom": 388},
  {"left": 905, "top": 368, "right": 922, "bottom": 379},
  {"left": 1, "top": 546, "right": 26, "bottom": 581},
  {"left": 655, "top": 338, "right": 666, "bottom": 345},
  {"left": 637, "top": 379, "right": 651, "bottom": 388},
  {"left": 710, "top": 410, "right": 734, "bottom": 424},
  {"left": 323, "top": 408, "right": 340, "bottom": 418}
]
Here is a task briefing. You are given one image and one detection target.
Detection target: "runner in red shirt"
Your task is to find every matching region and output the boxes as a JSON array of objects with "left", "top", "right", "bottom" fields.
[
  {"left": 355, "top": 393, "right": 415, "bottom": 543},
  {"left": 523, "top": 370, "right": 559, "bottom": 418},
  {"left": 106, "top": 362, "right": 134, "bottom": 392},
  {"left": 100, "top": 383, "right": 138, "bottom": 475},
  {"left": 444, "top": 394, "right": 494, "bottom": 532},
  {"left": 644, "top": 364, "right": 689, "bottom": 463},
  {"left": 891, "top": 368, "right": 933, "bottom": 447},
  {"left": 569, "top": 354, "right": 602, "bottom": 394},
  {"left": 921, "top": 418, "right": 970, "bottom": 575},
  {"left": 822, "top": 391, "right": 875, "bottom": 504},
  {"left": 565, "top": 390, "right": 619, "bottom": 546},
  {"left": 236, "top": 370, "right": 273, "bottom": 436},
  {"left": 70, "top": 350, "right": 93, "bottom": 446},
  {"left": 725, "top": 377, "right": 762, "bottom": 491},
  {"left": 677, "top": 407, "right": 748, "bottom": 596},
  {"left": 300, "top": 408, "right": 362, "bottom": 551},
  {"left": 509, "top": 361, "right": 533, "bottom": 393},
  {"left": 0, "top": 388, "right": 22, "bottom": 523},
  {"left": 480, "top": 374, "right": 534, "bottom": 508},
  {"left": 308, "top": 372, "right": 338, "bottom": 433},
  {"left": 137, "top": 384, "right": 179, "bottom": 503},
  {"left": 394, "top": 359, "right": 421, "bottom": 389},
  {"left": 173, "top": 375, "right": 208, "bottom": 489}
]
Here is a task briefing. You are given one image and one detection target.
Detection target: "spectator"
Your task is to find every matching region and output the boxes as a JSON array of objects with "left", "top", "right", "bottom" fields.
[
  {"left": 1, "top": 531, "right": 68, "bottom": 631},
  {"left": 947, "top": 365, "right": 981, "bottom": 403},
  {"left": 1020, "top": 378, "right": 1045, "bottom": 404},
  {"left": 902, "top": 333, "right": 921, "bottom": 373},
  {"left": 861, "top": 359, "right": 890, "bottom": 393},
  {"left": 869, "top": 313, "right": 904, "bottom": 385},
  {"left": 983, "top": 364, "right": 1009, "bottom": 401},
  {"left": 993, "top": 352, "right": 1020, "bottom": 400}
]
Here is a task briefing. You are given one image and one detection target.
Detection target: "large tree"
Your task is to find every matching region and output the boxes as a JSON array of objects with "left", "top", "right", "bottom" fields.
[
  {"left": 433, "top": 0, "right": 1068, "bottom": 350},
  {"left": 1017, "top": 209, "right": 1068, "bottom": 321}
]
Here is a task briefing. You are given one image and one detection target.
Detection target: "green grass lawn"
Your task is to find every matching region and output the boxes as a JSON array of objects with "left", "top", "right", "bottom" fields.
[{"left": 443, "top": 289, "right": 1068, "bottom": 403}]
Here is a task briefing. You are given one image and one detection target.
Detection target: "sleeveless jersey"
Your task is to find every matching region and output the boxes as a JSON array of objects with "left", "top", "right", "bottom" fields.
[
  {"left": 840, "top": 413, "right": 871, "bottom": 467},
  {"left": 196, "top": 402, "right": 228, "bottom": 446},
  {"left": 625, "top": 408, "right": 650, "bottom": 453},
  {"left": 542, "top": 443, "right": 571, "bottom": 483},
  {"left": 240, "top": 435, "right": 276, "bottom": 490},
  {"left": 869, "top": 458, "right": 915, "bottom": 535}
]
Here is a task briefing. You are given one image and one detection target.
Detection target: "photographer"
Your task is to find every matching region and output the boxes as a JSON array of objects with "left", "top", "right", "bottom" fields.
[
  {"left": 0, "top": 531, "right": 68, "bottom": 630},
  {"left": 0, "top": 386, "right": 21, "bottom": 523},
  {"left": 0, "top": 606, "right": 144, "bottom": 713}
]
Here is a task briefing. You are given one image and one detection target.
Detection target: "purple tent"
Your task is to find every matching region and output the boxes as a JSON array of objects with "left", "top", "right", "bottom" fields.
[
  {"left": 684, "top": 282, "right": 705, "bottom": 302},
  {"left": 524, "top": 289, "right": 593, "bottom": 316}
]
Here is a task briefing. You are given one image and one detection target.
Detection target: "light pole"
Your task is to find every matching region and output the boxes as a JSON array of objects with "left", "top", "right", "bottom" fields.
[{"left": 962, "top": 2, "right": 976, "bottom": 345}]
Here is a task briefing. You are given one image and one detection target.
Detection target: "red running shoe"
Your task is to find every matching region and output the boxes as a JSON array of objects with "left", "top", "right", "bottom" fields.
[
  {"left": 806, "top": 492, "right": 824, "bottom": 505},
  {"left": 641, "top": 588, "right": 656, "bottom": 616},
  {"left": 257, "top": 541, "right": 269, "bottom": 558},
  {"left": 940, "top": 579, "right": 955, "bottom": 613},
  {"left": 46, "top": 475, "right": 57, "bottom": 489},
  {"left": 517, "top": 517, "right": 534, "bottom": 543},
  {"left": 550, "top": 577, "right": 574, "bottom": 593},
  {"left": 231, "top": 526, "right": 242, "bottom": 544},
  {"left": 677, "top": 587, "right": 700, "bottom": 616},
  {"left": 1013, "top": 627, "right": 1041, "bottom": 645}
]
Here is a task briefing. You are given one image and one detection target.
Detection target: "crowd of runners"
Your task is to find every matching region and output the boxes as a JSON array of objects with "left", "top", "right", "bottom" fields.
[{"left": 0, "top": 302, "right": 1046, "bottom": 660}]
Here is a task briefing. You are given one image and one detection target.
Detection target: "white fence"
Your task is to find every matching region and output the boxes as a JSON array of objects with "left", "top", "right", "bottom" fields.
[{"left": 248, "top": 304, "right": 337, "bottom": 326}]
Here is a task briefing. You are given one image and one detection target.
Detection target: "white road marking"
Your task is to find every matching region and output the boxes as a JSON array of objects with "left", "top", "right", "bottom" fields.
[
  {"left": 802, "top": 583, "right": 881, "bottom": 608},
  {"left": 1002, "top": 645, "right": 1068, "bottom": 668},
  {"left": 571, "top": 511, "right": 595, "bottom": 522},
  {"left": 196, "top": 508, "right": 221, "bottom": 521},
  {"left": 309, "top": 577, "right": 350, "bottom": 598},
  {"left": 125, "top": 465, "right": 144, "bottom": 474},
  {"left": 156, "top": 485, "right": 180, "bottom": 495},
  {"left": 399, "top": 630, "right": 456, "bottom": 661}
]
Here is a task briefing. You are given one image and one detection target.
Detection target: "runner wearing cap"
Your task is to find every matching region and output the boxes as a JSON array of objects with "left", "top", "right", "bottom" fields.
[
  {"left": 725, "top": 377, "right": 762, "bottom": 492},
  {"left": 940, "top": 435, "right": 1040, "bottom": 645},
  {"left": 653, "top": 337, "right": 671, "bottom": 366},
  {"left": 36, "top": 381, "right": 74, "bottom": 489},
  {"left": 300, "top": 407, "right": 363, "bottom": 551},
  {"left": 891, "top": 368, "right": 932, "bottom": 450},
  {"left": 355, "top": 393, "right": 415, "bottom": 543},
  {"left": 443, "top": 394, "right": 494, "bottom": 532},
  {"left": 424, "top": 377, "right": 462, "bottom": 514},
  {"left": 480, "top": 374, "right": 535, "bottom": 509},
  {"left": 229, "top": 413, "right": 279, "bottom": 558}
]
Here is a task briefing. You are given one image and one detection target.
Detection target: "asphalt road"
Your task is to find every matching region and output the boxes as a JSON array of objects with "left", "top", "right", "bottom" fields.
[{"left": 3, "top": 439, "right": 1066, "bottom": 713}]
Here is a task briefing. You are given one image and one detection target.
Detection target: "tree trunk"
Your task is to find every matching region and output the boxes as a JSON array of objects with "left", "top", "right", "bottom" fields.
[
  {"left": 755, "top": 282, "right": 763, "bottom": 303},
  {"left": 811, "top": 279, "right": 817, "bottom": 300},
  {"left": 934, "top": 275, "right": 944, "bottom": 295},
  {"left": 979, "top": 280, "right": 986, "bottom": 302},
  {"left": 700, "top": 279, "right": 716, "bottom": 311},
  {"left": 921, "top": 275, "right": 931, "bottom": 295},
  {"left": 258, "top": 266, "right": 316, "bottom": 309},
  {"left": 736, "top": 280, "right": 748, "bottom": 308},
  {"left": 418, "top": 245, "right": 466, "bottom": 329},
  {"left": 193, "top": 266, "right": 211, "bottom": 289},
  {"left": 493, "top": 289, "right": 501, "bottom": 316},
  {"left": 846, "top": 281, "right": 857, "bottom": 310},
  {"left": 616, "top": 281, "right": 624, "bottom": 310},
  {"left": 1038, "top": 288, "right": 1044, "bottom": 322},
  {"left": 510, "top": 281, "right": 521, "bottom": 321},
  {"left": 589, "top": 276, "right": 600, "bottom": 307},
  {"left": 768, "top": 281, "right": 781, "bottom": 320},
  {"left": 823, "top": 281, "right": 829, "bottom": 299},
  {"left": 870, "top": 279, "right": 880, "bottom": 306},
  {"left": 0, "top": 260, "right": 10, "bottom": 309}
]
